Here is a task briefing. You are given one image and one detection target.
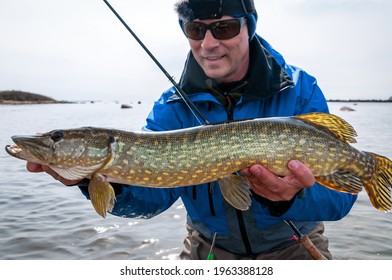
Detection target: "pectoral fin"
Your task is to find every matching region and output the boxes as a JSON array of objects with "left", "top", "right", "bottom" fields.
[
  {"left": 218, "top": 174, "right": 252, "bottom": 211},
  {"left": 88, "top": 173, "right": 116, "bottom": 218}
]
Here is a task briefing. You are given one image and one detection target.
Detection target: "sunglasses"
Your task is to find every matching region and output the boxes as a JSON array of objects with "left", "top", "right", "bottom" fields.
[{"left": 183, "top": 17, "right": 247, "bottom": 40}]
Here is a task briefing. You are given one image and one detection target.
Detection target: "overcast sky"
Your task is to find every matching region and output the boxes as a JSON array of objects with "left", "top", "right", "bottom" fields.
[{"left": 1, "top": 0, "right": 391, "bottom": 102}]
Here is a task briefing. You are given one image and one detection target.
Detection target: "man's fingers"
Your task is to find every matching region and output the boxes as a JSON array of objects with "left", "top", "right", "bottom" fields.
[
  {"left": 240, "top": 164, "right": 274, "bottom": 185},
  {"left": 240, "top": 161, "right": 314, "bottom": 201},
  {"left": 287, "top": 160, "right": 315, "bottom": 187},
  {"left": 26, "top": 162, "right": 44, "bottom": 173},
  {"left": 26, "top": 162, "right": 80, "bottom": 186}
]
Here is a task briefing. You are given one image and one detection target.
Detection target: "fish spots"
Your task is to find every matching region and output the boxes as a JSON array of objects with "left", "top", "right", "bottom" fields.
[
  {"left": 299, "top": 139, "right": 307, "bottom": 145},
  {"left": 275, "top": 146, "right": 287, "bottom": 152},
  {"left": 231, "top": 144, "right": 242, "bottom": 150},
  {"left": 314, "top": 165, "right": 323, "bottom": 171},
  {"left": 315, "top": 143, "right": 326, "bottom": 148}
]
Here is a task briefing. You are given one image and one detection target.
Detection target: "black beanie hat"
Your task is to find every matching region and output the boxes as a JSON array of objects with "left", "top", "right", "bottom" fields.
[{"left": 175, "top": 0, "right": 258, "bottom": 39}]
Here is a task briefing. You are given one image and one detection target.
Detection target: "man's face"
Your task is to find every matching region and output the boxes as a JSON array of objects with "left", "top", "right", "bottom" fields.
[{"left": 187, "top": 16, "right": 250, "bottom": 83}]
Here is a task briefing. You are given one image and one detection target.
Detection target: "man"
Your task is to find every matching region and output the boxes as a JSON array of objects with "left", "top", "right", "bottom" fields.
[{"left": 27, "top": 0, "right": 357, "bottom": 259}]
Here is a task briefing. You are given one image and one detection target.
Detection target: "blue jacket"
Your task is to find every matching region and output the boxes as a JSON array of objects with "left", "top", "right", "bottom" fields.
[{"left": 82, "top": 35, "right": 357, "bottom": 255}]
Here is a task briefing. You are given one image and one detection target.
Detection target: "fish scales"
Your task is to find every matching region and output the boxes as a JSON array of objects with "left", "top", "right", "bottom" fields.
[
  {"left": 109, "top": 123, "right": 257, "bottom": 186},
  {"left": 106, "top": 119, "right": 315, "bottom": 186},
  {"left": 5, "top": 112, "right": 392, "bottom": 217}
]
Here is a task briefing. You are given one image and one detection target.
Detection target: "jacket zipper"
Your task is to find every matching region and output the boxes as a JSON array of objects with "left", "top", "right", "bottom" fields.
[
  {"left": 224, "top": 94, "right": 234, "bottom": 120},
  {"left": 208, "top": 182, "right": 216, "bottom": 216},
  {"left": 224, "top": 93, "right": 254, "bottom": 257}
]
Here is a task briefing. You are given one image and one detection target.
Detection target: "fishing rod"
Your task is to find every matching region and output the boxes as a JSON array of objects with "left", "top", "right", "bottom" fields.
[
  {"left": 102, "top": 0, "right": 209, "bottom": 125},
  {"left": 285, "top": 220, "right": 327, "bottom": 260},
  {"left": 102, "top": 0, "right": 326, "bottom": 260}
]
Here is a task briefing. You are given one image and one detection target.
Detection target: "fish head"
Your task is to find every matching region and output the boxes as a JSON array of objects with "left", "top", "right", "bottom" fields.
[
  {"left": 5, "top": 128, "right": 114, "bottom": 180},
  {"left": 6, "top": 132, "right": 57, "bottom": 164}
]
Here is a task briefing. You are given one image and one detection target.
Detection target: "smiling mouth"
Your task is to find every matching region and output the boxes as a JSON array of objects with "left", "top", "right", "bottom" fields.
[{"left": 203, "top": 54, "right": 224, "bottom": 61}]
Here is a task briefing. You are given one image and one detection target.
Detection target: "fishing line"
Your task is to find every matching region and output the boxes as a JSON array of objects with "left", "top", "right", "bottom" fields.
[
  {"left": 102, "top": 0, "right": 325, "bottom": 260},
  {"left": 102, "top": 0, "right": 209, "bottom": 125}
]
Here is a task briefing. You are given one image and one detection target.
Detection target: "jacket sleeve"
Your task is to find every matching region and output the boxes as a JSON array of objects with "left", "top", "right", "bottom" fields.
[
  {"left": 281, "top": 185, "right": 357, "bottom": 221},
  {"left": 110, "top": 185, "right": 184, "bottom": 218},
  {"left": 78, "top": 90, "right": 185, "bottom": 219},
  {"left": 79, "top": 182, "right": 184, "bottom": 219}
]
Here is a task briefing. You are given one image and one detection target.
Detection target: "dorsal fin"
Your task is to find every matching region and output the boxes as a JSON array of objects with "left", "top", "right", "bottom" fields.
[{"left": 294, "top": 113, "right": 357, "bottom": 144}]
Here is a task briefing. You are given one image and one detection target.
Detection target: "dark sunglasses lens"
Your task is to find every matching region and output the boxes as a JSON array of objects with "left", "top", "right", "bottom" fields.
[
  {"left": 184, "top": 19, "right": 243, "bottom": 40},
  {"left": 184, "top": 22, "right": 206, "bottom": 40},
  {"left": 213, "top": 20, "right": 241, "bottom": 40}
]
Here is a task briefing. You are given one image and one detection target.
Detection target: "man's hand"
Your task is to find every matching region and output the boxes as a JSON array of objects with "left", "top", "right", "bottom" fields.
[
  {"left": 26, "top": 162, "right": 81, "bottom": 186},
  {"left": 240, "top": 160, "right": 315, "bottom": 201}
]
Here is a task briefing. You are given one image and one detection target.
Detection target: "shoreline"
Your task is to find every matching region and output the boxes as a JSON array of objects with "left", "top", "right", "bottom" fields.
[
  {"left": 327, "top": 99, "right": 392, "bottom": 103},
  {"left": 1, "top": 100, "right": 391, "bottom": 105},
  {"left": 0, "top": 100, "right": 74, "bottom": 105},
  {"left": 1, "top": 89, "right": 391, "bottom": 105}
]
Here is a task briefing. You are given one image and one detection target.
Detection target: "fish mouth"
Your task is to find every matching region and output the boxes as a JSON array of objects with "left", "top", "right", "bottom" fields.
[
  {"left": 5, "top": 144, "right": 22, "bottom": 157},
  {"left": 6, "top": 134, "right": 52, "bottom": 163}
]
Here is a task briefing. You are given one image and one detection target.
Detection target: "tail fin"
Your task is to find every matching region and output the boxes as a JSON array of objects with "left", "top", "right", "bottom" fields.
[{"left": 363, "top": 152, "right": 392, "bottom": 212}]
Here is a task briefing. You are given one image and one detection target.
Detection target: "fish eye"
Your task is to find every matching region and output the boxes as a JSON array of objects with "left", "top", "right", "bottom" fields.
[{"left": 51, "top": 130, "right": 64, "bottom": 142}]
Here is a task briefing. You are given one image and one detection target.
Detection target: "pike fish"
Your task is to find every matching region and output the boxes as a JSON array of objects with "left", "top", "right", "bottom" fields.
[{"left": 5, "top": 112, "right": 392, "bottom": 217}]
